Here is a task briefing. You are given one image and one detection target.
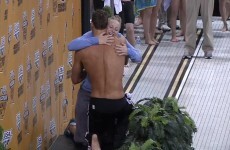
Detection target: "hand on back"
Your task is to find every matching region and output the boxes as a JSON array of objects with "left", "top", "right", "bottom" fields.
[{"left": 115, "top": 43, "right": 128, "bottom": 56}]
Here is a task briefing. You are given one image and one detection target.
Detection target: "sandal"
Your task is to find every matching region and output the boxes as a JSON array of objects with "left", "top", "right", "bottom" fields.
[{"left": 64, "top": 118, "right": 76, "bottom": 138}]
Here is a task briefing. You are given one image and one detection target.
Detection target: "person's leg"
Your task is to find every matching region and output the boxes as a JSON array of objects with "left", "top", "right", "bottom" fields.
[
  {"left": 170, "top": 0, "right": 180, "bottom": 42},
  {"left": 159, "top": 3, "right": 171, "bottom": 31},
  {"left": 201, "top": 0, "right": 214, "bottom": 58},
  {"left": 150, "top": 0, "right": 162, "bottom": 44},
  {"left": 219, "top": 0, "right": 228, "bottom": 31},
  {"left": 114, "top": 100, "right": 133, "bottom": 149},
  {"left": 125, "top": 24, "right": 135, "bottom": 47},
  {"left": 177, "top": 0, "right": 186, "bottom": 38},
  {"left": 142, "top": 8, "right": 156, "bottom": 44},
  {"left": 158, "top": 0, "right": 165, "bottom": 29},
  {"left": 167, "top": 5, "right": 171, "bottom": 27},
  {"left": 88, "top": 99, "right": 115, "bottom": 149},
  {"left": 184, "top": 0, "right": 200, "bottom": 57},
  {"left": 123, "top": 1, "right": 136, "bottom": 46},
  {"left": 227, "top": 1, "right": 230, "bottom": 19},
  {"left": 74, "top": 88, "right": 91, "bottom": 147}
]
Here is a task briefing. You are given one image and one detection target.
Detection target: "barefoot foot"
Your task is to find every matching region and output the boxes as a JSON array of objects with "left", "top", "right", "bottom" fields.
[
  {"left": 92, "top": 134, "right": 101, "bottom": 150},
  {"left": 221, "top": 25, "right": 228, "bottom": 32},
  {"left": 170, "top": 38, "right": 180, "bottom": 42}
]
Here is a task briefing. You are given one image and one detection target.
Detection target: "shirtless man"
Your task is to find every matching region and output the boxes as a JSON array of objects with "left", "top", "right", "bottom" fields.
[
  {"left": 68, "top": 14, "right": 141, "bottom": 149},
  {"left": 72, "top": 10, "right": 133, "bottom": 149}
]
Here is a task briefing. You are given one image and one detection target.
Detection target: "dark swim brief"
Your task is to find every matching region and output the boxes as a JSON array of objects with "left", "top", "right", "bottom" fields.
[
  {"left": 89, "top": 97, "right": 130, "bottom": 113},
  {"left": 87, "top": 97, "right": 133, "bottom": 149}
]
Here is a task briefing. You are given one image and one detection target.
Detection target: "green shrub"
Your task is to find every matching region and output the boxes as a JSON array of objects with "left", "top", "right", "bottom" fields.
[
  {"left": 0, "top": 126, "right": 5, "bottom": 150},
  {"left": 102, "top": 6, "right": 113, "bottom": 17},
  {"left": 120, "top": 97, "right": 197, "bottom": 150}
]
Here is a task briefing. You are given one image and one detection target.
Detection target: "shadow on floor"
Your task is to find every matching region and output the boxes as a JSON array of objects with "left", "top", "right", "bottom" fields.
[{"left": 49, "top": 135, "right": 76, "bottom": 150}]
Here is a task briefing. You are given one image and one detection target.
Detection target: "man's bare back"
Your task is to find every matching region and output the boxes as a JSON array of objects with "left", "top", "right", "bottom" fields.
[{"left": 75, "top": 36, "right": 126, "bottom": 99}]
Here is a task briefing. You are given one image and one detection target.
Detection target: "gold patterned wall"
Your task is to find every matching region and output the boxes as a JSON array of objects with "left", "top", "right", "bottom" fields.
[{"left": 0, "top": 0, "right": 81, "bottom": 149}]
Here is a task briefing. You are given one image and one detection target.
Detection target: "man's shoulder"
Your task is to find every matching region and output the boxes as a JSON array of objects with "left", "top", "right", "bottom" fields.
[
  {"left": 114, "top": 35, "right": 126, "bottom": 45},
  {"left": 82, "top": 45, "right": 109, "bottom": 52}
]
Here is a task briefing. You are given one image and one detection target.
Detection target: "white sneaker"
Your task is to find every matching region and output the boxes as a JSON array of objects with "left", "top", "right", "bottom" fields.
[{"left": 161, "top": 25, "right": 171, "bottom": 31}]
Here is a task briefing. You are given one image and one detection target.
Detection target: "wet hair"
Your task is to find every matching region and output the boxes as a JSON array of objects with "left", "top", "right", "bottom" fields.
[
  {"left": 92, "top": 9, "right": 109, "bottom": 30},
  {"left": 108, "top": 15, "right": 122, "bottom": 24}
]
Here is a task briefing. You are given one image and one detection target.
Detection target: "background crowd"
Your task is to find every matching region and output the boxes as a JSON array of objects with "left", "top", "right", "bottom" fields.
[{"left": 92, "top": 0, "right": 230, "bottom": 59}]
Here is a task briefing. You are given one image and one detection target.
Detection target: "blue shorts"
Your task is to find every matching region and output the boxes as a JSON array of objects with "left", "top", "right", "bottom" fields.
[{"left": 135, "top": 0, "right": 157, "bottom": 11}]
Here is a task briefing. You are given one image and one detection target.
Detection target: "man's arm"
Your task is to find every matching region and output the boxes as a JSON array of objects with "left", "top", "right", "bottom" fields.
[
  {"left": 71, "top": 52, "right": 86, "bottom": 84},
  {"left": 68, "top": 31, "right": 114, "bottom": 51}
]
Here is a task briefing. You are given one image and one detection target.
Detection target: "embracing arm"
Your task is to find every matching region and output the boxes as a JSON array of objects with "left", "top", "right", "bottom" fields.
[
  {"left": 126, "top": 40, "right": 142, "bottom": 63},
  {"left": 115, "top": 33, "right": 142, "bottom": 63},
  {"left": 71, "top": 52, "right": 87, "bottom": 84},
  {"left": 68, "top": 31, "right": 98, "bottom": 51},
  {"left": 68, "top": 31, "right": 114, "bottom": 51}
]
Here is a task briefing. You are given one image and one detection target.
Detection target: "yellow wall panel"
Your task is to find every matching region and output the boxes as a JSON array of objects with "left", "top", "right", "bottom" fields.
[{"left": 0, "top": 0, "right": 81, "bottom": 149}]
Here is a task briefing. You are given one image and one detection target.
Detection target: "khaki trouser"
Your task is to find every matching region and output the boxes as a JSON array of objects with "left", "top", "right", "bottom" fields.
[{"left": 185, "top": 0, "right": 214, "bottom": 54}]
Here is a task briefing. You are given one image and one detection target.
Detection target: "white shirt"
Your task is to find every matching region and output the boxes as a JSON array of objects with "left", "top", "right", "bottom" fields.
[{"left": 104, "top": 0, "right": 122, "bottom": 14}]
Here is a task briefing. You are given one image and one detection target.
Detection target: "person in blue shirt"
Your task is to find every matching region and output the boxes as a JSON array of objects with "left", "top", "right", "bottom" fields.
[
  {"left": 68, "top": 22, "right": 142, "bottom": 63},
  {"left": 66, "top": 15, "right": 142, "bottom": 149}
]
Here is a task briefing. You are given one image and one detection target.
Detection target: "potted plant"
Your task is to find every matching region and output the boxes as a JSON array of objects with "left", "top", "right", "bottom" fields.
[{"left": 120, "top": 97, "right": 197, "bottom": 150}]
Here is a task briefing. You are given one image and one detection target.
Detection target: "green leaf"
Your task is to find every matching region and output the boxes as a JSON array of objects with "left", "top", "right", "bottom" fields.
[
  {"left": 141, "top": 117, "right": 149, "bottom": 128},
  {"left": 129, "top": 143, "right": 139, "bottom": 150},
  {"left": 0, "top": 126, "right": 4, "bottom": 150},
  {"left": 0, "top": 126, "right": 3, "bottom": 141}
]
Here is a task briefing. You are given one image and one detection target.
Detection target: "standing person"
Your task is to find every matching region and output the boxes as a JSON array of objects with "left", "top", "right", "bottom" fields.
[
  {"left": 219, "top": 0, "right": 229, "bottom": 31},
  {"left": 184, "top": 0, "right": 214, "bottom": 59},
  {"left": 135, "top": 0, "right": 162, "bottom": 45},
  {"left": 72, "top": 9, "right": 133, "bottom": 150},
  {"left": 67, "top": 15, "right": 141, "bottom": 149}
]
